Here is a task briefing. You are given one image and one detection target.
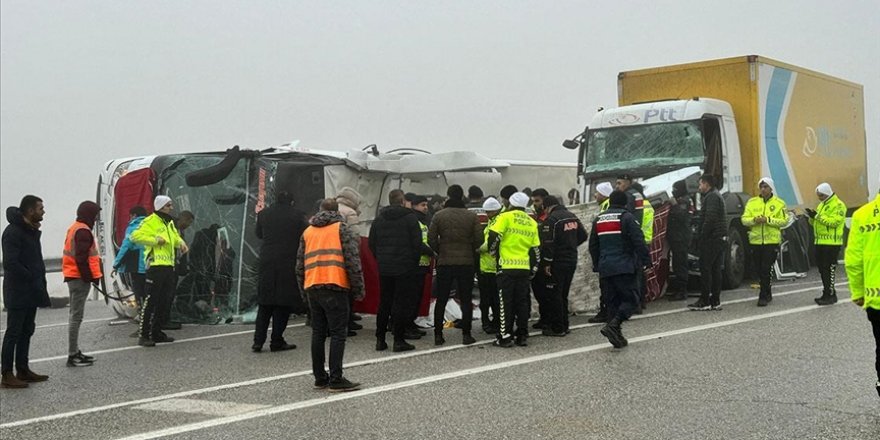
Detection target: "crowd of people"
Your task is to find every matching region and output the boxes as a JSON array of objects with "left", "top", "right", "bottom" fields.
[{"left": 1, "top": 173, "right": 878, "bottom": 398}]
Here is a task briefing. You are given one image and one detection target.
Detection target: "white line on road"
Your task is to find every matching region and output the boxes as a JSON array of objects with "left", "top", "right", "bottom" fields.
[
  {"left": 0, "top": 281, "right": 848, "bottom": 430},
  {"left": 114, "top": 302, "right": 844, "bottom": 440},
  {"left": 132, "top": 398, "right": 270, "bottom": 417}
]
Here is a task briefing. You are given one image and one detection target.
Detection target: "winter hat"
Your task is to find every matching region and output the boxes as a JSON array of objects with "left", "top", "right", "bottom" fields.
[
  {"left": 596, "top": 182, "right": 613, "bottom": 197},
  {"left": 509, "top": 192, "right": 529, "bottom": 208},
  {"left": 482, "top": 197, "right": 502, "bottom": 211},
  {"left": 758, "top": 177, "right": 775, "bottom": 192},
  {"left": 815, "top": 182, "right": 833, "bottom": 196},
  {"left": 337, "top": 187, "right": 362, "bottom": 205},
  {"left": 609, "top": 190, "right": 628, "bottom": 207},
  {"left": 153, "top": 195, "right": 172, "bottom": 211},
  {"left": 76, "top": 201, "right": 101, "bottom": 227}
]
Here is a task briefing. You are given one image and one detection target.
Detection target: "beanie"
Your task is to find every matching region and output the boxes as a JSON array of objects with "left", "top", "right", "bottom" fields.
[
  {"left": 509, "top": 192, "right": 529, "bottom": 208},
  {"left": 815, "top": 182, "right": 832, "bottom": 196},
  {"left": 596, "top": 182, "right": 613, "bottom": 197},
  {"left": 154, "top": 195, "right": 172, "bottom": 212},
  {"left": 759, "top": 177, "right": 775, "bottom": 192},
  {"left": 482, "top": 197, "right": 502, "bottom": 211}
]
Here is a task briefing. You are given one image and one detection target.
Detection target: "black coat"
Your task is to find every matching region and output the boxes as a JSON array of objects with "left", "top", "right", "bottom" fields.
[
  {"left": 667, "top": 196, "right": 693, "bottom": 245},
  {"left": 588, "top": 207, "right": 650, "bottom": 278},
  {"left": 699, "top": 189, "right": 727, "bottom": 240},
  {"left": 2, "top": 207, "right": 50, "bottom": 309},
  {"left": 540, "top": 206, "right": 588, "bottom": 266},
  {"left": 368, "top": 205, "right": 422, "bottom": 276},
  {"left": 255, "top": 204, "right": 309, "bottom": 307}
]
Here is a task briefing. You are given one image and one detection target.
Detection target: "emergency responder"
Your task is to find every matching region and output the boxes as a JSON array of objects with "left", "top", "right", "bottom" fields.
[
  {"left": 666, "top": 180, "right": 693, "bottom": 301},
  {"left": 806, "top": 182, "right": 846, "bottom": 305},
  {"left": 690, "top": 174, "right": 727, "bottom": 310},
  {"left": 406, "top": 193, "right": 434, "bottom": 338},
  {"left": 588, "top": 190, "right": 649, "bottom": 348},
  {"left": 587, "top": 181, "right": 615, "bottom": 324},
  {"left": 844, "top": 178, "right": 880, "bottom": 397},
  {"left": 742, "top": 177, "right": 788, "bottom": 306},
  {"left": 616, "top": 174, "right": 644, "bottom": 227},
  {"left": 429, "top": 187, "right": 483, "bottom": 346},
  {"left": 62, "top": 201, "right": 102, "bottom": 367},
  {"left": 488, "top": 192, "right": 540, "bottom": 347},
  {"left": 540, "top": 196, "right": 587, "bottom": 335},
  {"left": 131, "top": 196, "right": 189, "bottom": 347},
  {"left": 478, "top": 197, "right": 503, "bottom": 334},
  {"left": 631, "top": 182, "right": 654, "bottom": 313},
  {"left": 296, "top": 199, "right": 364, "bottom": 392}
]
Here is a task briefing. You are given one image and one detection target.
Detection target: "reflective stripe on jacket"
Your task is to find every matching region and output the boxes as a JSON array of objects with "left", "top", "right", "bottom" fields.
[
  {"left": 810, "top": 193, "right": 846, "bottom": 245},
  {"left": 419, "top": 221, "right": 431, "bottom": 267},
  {"left": 741, "top": 195, "right": 788, "bottom": 245},
  {"left": 302, "top": 222, "right": 350, "bottom": 290},
  {"left": 61, "top": 221, "right": 102, "bottom": 279},
  {"left": 479, "top": 216, "right": 498, "bottom": 274},
  {"left": 641, "top": 203, "right": 655, "bottom": 244},
  {"left": 130, "top": 213, "right": 182, "bottom": 268},
  {"left": 845, "top": 194, "right": 880, "bottom": 310}
]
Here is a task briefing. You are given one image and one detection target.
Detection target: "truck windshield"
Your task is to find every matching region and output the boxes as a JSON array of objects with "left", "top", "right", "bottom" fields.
[{"left": 584, "top": 120, "right": 704, "bottom": 174}]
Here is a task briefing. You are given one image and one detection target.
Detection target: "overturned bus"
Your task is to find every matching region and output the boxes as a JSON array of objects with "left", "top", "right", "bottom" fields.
[{"left": 95, "top": 144, "right": 578, "bottom": 323}]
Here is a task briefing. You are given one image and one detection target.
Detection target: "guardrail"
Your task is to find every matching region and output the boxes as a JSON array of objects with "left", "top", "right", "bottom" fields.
[{"left": 0, "top": 258, "right": 63, "bottom": 276}]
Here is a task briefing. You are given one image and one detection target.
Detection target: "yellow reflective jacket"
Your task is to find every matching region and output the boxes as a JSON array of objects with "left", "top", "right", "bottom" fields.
[
  {"left": 810, "top": 193, "right": 846, "bottom": 246},
  {"left": 845, "top": 194, "right": 880, "bottom": 311},
  {"left": 642, "top": 203, "right": 655, "bottom": 244},
  {"left": 741, "top": 195, "right": 788, "bottom": 245},
  {"left": 479, "top": 216, "right": 498, "bottom": 274},
  {"left": 488, "top": 209, "right": 540, "bottom": 270},
  {"left": 130, "top": 213, "right": 183, "bottom": 268}
]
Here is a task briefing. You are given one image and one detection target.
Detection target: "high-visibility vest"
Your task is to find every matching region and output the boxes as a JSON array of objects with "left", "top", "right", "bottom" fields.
[
  {"left": 642, "top": 202, "right": 655, "bottom": 244},
  {"left": 599, "top": 199, "right": 610, "bottom": 212},
  {"left": 419, "top": 221, "right": 431, "bottom": 267},
  {"left": 479, "top": 216, "right": 498, "bottom": 274},
  {"left": 741, "top": 195, "right": 788, "bottom": 245},
  {"left": 845, "top": 194, "right": 880, "bottom": 311},
  {"left": 488, "top": 209, "right": 540, "bottom": 270},
  {"left": 302, "top": 222, "right": 350, "bottom": 289},
  {"left": 62, "top": 221, "right": 103, "bottom": 279},
  {"left": 810, "top": 193, "right": 846, "bottom": 246}
]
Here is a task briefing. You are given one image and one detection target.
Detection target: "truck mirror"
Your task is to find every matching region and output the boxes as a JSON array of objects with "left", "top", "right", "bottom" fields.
[{"left": 562, "top": 139, "right": 580, "bottom": 150}]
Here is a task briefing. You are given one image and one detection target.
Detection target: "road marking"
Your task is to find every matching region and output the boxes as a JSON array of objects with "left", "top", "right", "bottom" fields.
[
  {"left": 113, "top": 302, "right": 845, "bottom": 440},
  {"left": 0, "top": 317, "right": 116, "bottom": 334},
  {"left": 26, "top": 323, "right": 307, "bottom": 364},
  {"left": 132, "top": 399, "right": 270, "bottom": 417},
  {"left": 0, "top": 281, "right": 848, "bottom": 429}
]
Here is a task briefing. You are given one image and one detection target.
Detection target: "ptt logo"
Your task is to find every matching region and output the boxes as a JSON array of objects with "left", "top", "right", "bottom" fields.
[
  {"left": 608, "top": 113, "right": 640, "bottom": 125},
  {"left": 643, "top": 108, "right": 678, "bottom": 123}
]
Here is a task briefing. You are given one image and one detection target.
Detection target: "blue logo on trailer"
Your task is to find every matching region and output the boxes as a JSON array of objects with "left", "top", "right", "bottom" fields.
[{"left": 764, "top": 68, "right": 798, "bottom": 204}]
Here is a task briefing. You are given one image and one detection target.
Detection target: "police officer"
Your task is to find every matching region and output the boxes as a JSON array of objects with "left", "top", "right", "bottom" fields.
[
  {"left": 631, "top": 182, "right": 654, "bottom": 312},
  {"left": 742, "top": 177, "right": 788, "bottom": 306},
  {"left": 588, "top": 190, "right": 649, "bottom": 348},
  {"left": 806, "top": 183, "right": 846, "bottom": 305},
  {"left": 478, "top": 197, "right": 503, "bottom": 334},
  {"left": 540, "top": 196, "right": 587, "bottom": 335},
  {"left": 845, "top": 177, "right": 880, "bottom": 397},
  {"left": 596, "top": 182, "right": 613, "bottom": 212},
  {"left": 587, "top": 182, "right": 615, "bottom": 323},
  {"left": 407, "top": 194, "right": 434, "bottom": 338},
  {"left": 488, "top": 192, "right": 541, "bottom": 347},
  {"left": 667, "top": 180, "right": 693, "bottom": 301}
]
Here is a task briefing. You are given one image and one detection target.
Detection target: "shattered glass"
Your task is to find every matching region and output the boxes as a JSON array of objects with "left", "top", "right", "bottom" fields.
[{"left": 584, "top": 121, "right": 705, "bottom": 174}]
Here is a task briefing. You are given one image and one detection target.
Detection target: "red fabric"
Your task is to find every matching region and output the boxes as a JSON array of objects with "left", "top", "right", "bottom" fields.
[
  {"left": 417, "top": 265, "right": 433, "bottom": 317},
  {"left": 646, "top": 204, "right": 671, "bottom": 302},
  {"left": 113, "top": 168, "right": 155, "bottom": 247},
  {"left": 354, "top": 237, "right": 381, "bottom": 314}
]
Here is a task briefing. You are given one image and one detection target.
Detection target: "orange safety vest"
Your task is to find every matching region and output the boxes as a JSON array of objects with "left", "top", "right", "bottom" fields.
[
  {"left": 302, "top": 222, "right": 350, "bottom": 289},
  {"left": 62, "top": 221, "right": 103, "bottom": 280}
]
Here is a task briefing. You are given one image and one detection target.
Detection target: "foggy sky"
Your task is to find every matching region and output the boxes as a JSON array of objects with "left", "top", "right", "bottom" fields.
[{"left": 2, "top": 0, "right": 878, "bottom": 257}]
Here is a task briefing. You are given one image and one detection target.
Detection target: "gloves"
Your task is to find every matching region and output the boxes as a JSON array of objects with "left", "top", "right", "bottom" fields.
[{"left": 805, "top": 208, "right": 817, "bottom": 218}]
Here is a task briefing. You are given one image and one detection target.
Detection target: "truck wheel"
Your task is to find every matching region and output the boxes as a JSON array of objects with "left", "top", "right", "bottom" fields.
[{"left": 723, "top": 227, "right": 745, "bottom": 289}]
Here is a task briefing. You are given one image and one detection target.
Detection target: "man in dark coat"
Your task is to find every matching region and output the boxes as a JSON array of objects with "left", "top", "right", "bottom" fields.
[
  {"left": 539, "top": 196, "right": 588, "bottom": 335},
  {"left": 667, "top": 180, "right": 693, "bottom": 301},
  {"left": 690, "top": 174, "right": 727, "bottom": 311},
  {"left": 428, "top": 188, "right": 483, "bottom": 346},
  {"left": 588, "top": 190, "right": 650, "bottom": 348},
  {"left": 252, "top": 191, "right": 308, "bottom": 352},
  {"left": 1, "top": 195, "right": 51, "bottom": 388},
  {"left": 369, "top": 189, "right": 423, "bottom": 353}
]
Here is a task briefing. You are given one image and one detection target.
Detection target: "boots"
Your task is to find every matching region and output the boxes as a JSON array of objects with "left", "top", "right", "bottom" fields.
[
  {"left": 392, "top": 339, "right": 415, "bottom": 352},
  {"left": 462, "top": 331, "right": 476, "bottom": 345},
  {"left": 1, "top": 371, "right": 28, "bottom": 388},
  {"left": 434, "top": 332, "right": 445, "bottom": 346},
  {"left": 815, "top": 291, "right": 838, "bottom": 306},
  {"left": 600, "top": 319, "right": 627, "bottom": 349},
  {"left": 16, "top": 367, "right": 48, "bottom": 383},
  {"left": 587, "top": 311, "right": 608, "bottom": 324},
  {"left": 375, "top": 337, "right": 388, "bottom": 351}
]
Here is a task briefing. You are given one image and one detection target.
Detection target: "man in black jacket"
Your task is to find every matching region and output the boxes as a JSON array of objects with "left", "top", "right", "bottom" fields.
[
  {"left": 588, "top": 191, "right": 649, "bottom": 348},
  {"left": 369, "top": 190, "right": 423, "bottom": 352},
  {"left": 690, "top": 174, "right": 727, "bottom": 311},
  {"left": 667, "top": 180, "right": 693, "bottom": 301},
  {"left": 1, "top": 196, "right": 51, "bottom": 388},
  {"left": 252, "top": 191, "right": 309, "bottom": 353},
  {"left": 540, "top": 196, "right": 588, "bottom": 336}
]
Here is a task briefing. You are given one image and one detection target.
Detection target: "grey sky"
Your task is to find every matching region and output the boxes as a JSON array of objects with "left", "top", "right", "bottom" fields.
[{"left": 2, "top": 0, "right": 878, "bottom": 255}]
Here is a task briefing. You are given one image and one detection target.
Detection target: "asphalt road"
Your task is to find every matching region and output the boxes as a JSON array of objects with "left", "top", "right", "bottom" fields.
[{"left": 1, "top": 272, "right": 877, "bottom": 440}]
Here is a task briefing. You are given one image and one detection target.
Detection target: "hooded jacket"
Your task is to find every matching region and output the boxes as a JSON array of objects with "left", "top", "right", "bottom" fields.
[
  {"left": 64, "top": 201, "right": 101, "bottom": 282},
  {"left": 427, "top": 200, "right": 483, "bottom": 266},
  {"left": 113, "top": 215, "right": 147, "bottom": 274},
  {"left": 2, "top": 207, "right": 50, "bottom": 309},
  {"left": 296, "top": 210, "right": 365, "bottom": 299},
  {"left": 368, "top": 205, "right": 423, "bottom": 276},
  {"left": 336, "top": 187, "right": 362, "bottom": 235}
]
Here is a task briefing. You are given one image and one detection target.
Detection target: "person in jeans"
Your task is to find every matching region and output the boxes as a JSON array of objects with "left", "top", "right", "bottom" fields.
[
  {"left": 253, "top": 191, "right": 308, "bottom": 353},
  {"left": 428, "top": 187, "right": 483, "bottom": 346},
  {"left": 296, "top": 199, "right": 364, "bottom": 392},
  {"left": 741, "top": 177, "right": 788, "bottom": 307},
  {"left": 1, "top": 196, "right": 51, "bottom": 389},
  {"left": 690, "top": 174, "right": 727, "bottom": 311},
  {"left": 62, "top": 201, "right": 102, "bottom": 367},
  {"left": 369, "top": 190, "right": 423, "bottom": 352},
  {"left": 131, "top": 196, "right": 189, "bottom": 347}
]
